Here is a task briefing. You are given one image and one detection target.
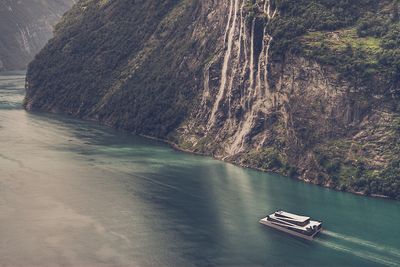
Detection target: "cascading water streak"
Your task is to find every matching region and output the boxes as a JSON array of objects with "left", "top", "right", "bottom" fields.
[
  {"left": 207, "top": 0, "right": 240, "bottom": 130},
  {"left": 204, "top": 0, "right": 279, "bottom": 155},
  {"left": 229, "top": 0, "right": 278, "bottom": 154},
  {"left": 226, "top": 0, "right": 246, "bottom": 116}
]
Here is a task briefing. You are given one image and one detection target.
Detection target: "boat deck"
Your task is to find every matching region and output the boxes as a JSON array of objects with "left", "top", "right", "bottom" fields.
[{"left": 259, "top": 211, "right": 322, "bottom": 240}]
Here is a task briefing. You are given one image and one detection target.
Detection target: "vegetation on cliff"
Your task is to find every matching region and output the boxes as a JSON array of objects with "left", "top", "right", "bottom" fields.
[
  {"left": 25, "top": 0, "right": 400, "bottom": 199},
  {"left": 248, "top": 0, "right": 400, "bottom": 199},
  {"left": 269, "top": 0, "right": 400, "bottom": 97},
  {"left": 25, "top": 0, "right": 212, "bottom": 137}
]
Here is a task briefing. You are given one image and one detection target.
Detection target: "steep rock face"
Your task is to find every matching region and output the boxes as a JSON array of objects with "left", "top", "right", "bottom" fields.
[
  {"left": 26, "top": 0, "right": 224, "bottom": 136},
  {"left": 0, "top": 0, "right": 75, "bottom": 71},
  {"left": 25, "top": 0, "right": 400, "bottom": 199}
]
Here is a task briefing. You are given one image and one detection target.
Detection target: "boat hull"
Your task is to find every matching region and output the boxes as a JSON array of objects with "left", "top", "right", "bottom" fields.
[{"left": 259, "top": 218, "right": 322, "bottom": 240}]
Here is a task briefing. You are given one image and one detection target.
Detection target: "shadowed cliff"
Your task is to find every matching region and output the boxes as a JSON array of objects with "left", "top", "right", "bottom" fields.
[{"left": 0, "top": 0, "right": 75, "bottom": 71}]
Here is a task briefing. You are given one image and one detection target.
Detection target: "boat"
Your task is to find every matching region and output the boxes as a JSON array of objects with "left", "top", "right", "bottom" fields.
[{"left": 259, "top": 210, "right": 322, "bottom": 240}]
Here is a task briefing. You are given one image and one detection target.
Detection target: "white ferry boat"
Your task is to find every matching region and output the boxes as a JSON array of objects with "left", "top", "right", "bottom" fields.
[{"left": 259, "top": 210, "right": 322, "bottom": 240}]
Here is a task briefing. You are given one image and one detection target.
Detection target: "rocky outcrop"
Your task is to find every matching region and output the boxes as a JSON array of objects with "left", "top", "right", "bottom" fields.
[
  {"left": 24, "top": 0, "right": 400, "bottom": 199},
  {"left": 0, "top": 0, "right": 75, "bottom": 71}
]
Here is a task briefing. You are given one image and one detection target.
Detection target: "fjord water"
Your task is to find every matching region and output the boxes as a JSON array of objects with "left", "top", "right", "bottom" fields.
[{"left": 0, "top": 72, "right": 399, "bottom": 267}]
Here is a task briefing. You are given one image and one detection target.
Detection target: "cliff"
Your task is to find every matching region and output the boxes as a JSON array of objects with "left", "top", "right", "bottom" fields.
[
  {"left": 0, "top": 0, "right": 75, "bottom": 71},
  {"left": 24, "top": 0, "right": 400, "bottom": 199}
]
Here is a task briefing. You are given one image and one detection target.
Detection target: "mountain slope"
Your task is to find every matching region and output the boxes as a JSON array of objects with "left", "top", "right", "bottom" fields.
[
  {"left": 24, "top": 0, "right": 400, "bottom": 199},
  {"left": 0, "top": 0, "right": 75, "bottom": 71}
]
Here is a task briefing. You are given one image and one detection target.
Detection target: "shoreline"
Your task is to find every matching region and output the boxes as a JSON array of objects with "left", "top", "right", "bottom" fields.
[
  {"left": 22, "top": 104, "right": 394, "bottom": 202},
  {"left": 139, "top": 135, "right": 392, "bottom": 201}
]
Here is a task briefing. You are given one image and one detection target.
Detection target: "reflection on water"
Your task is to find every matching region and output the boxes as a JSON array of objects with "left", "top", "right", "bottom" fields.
[{"left": 0, "top": 72, "right": 399, "bottom": 266}]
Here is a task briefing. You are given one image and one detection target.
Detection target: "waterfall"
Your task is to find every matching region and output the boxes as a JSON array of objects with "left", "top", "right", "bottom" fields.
[
  {"left": 223, "top": 0, "right": 234, "bottom": 45},
  {"left": 249, "top": 18, "right": 256, "bottom": 93},
  {"left": 265, "top": 0, "right": 277, "bottom": 20},
  {"left": 256, "top": 27, "right": 266, "bottom": 98},
  {"left": 229, "top": 0, "right": 278, "bottom": 154},
  {"left": 227, "top": 0, "right": 246, "bottom": 116},
  {"left": 202, "top": 0, "right": 279, "bottom": 155},
  {"left": 263, "top": 0, "right": 277, "bottom": 94},
  {"left": 239, "top": 9, "right": 249, "bottom": 111},
  {"left": 207, "top": 0, "right": 240, "bottom": 130},
  {"left": 264, "top": 35, "right": 273, "bottom": 93},
  {"left": 229, "top": 108, "right": 255, "bottom": 154}
]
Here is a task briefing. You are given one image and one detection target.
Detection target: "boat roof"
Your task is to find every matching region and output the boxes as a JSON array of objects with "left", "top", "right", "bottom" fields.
[
  {"left": 260, "top": 216, "right": 322, "bottom": 231},
  {"left": 274, "top": 211, "right": 310, "bottom": 223}
]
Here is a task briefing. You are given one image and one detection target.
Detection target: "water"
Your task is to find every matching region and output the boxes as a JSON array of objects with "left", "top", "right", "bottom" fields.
[{"left": 0, "top": 72, "right": 399, "bottom": 267}]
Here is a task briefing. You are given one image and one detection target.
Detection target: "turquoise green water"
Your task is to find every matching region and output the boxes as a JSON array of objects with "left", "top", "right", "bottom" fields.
[{"left": 0, "top": 72, "right": 399, "bottom": 266}]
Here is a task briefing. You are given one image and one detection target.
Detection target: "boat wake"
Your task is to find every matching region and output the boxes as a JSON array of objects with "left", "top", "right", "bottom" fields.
[
  {"left": 323, "top": 230, "right": 400, "bottom": 258},
  {"left": 316, "top": 230, "right": 400, "bottom": 267}
]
